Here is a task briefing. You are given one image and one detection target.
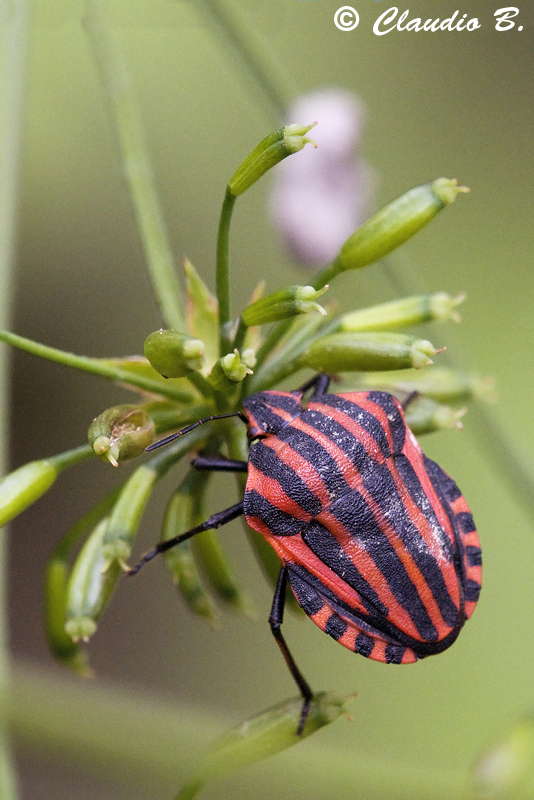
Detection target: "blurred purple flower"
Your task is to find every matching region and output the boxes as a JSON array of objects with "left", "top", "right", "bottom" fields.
[{"left": 271, "top": 89, "right": 373, "bottom": 267}]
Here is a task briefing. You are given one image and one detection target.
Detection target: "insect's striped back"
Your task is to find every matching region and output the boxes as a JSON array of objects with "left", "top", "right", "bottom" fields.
[{"left": 243, "top": 390, "right": 480, "bottom": 662}]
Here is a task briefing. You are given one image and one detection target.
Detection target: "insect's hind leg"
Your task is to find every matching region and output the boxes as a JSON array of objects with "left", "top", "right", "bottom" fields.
[
  {"left": 269, "top": 565, "right": 314, "bottom": 735},
  {"left": 295, "top": 373, "right": 331, "bottom": 400}
]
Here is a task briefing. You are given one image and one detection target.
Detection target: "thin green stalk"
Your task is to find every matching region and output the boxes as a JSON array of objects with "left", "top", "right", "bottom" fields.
[
  {"left": 216, "top": 189, "right": 237, "bottom": 355},
  {"left": 232, "top": 317, "right": 247, "bottom": 353},
  {"left": 197, "top": 0, "right": 294, "bottom": 118},
  {"left": 186, "top": 370, "right": 216, "bottom": 400},
  {"left": 50, "top": 444, "right": 93, "bottom": 472},
  {"left": 312, "top": 259, "right": 341, "bottom": 291},
  {"left": 0, "top": 0, "right": 31, "bottom": 794},
  {"left": 254, "top": 317, "right": 294, "bottom": 369},
  {"left": 0, "top": 329, "right": 193, "bottom": 403},
  {"left": 83, "top": 0, "right": 186, "bottom": 332}
]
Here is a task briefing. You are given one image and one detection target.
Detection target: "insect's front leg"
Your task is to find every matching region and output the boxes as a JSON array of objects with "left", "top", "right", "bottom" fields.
[{"left": 269, "top": 565, "right": 314, "bottom": 735}]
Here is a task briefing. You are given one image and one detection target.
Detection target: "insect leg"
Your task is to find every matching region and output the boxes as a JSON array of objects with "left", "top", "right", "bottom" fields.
[
  {"left": 127, "top": 501, "right": 244, "bottom": 576},
  {"left": 191, "top": 455, "right": 248, "bottom": 472},
  {"left": 402, "top": 390, "right": 420, "bottom": 411},
  {"left": 146, "top": 412, "right": 246, "bottom": 452},
  {"left": 295, "top": 372, "right": 331, "bottom": 399},
  {"left": 269, "top": 564, "right": 314, "bottom": 735}
]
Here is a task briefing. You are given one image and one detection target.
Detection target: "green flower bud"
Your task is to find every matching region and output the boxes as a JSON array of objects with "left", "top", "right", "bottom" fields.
[
  {"left": 339, "top": 292, "right": 465, "bottom": 333},
  {"left": 228, "top": 123, "right": 317, "bottom": 197},
  {"left": 162, "top": 473, "right": 219, "bottom": 626},
  {"left": 473, "top": 717, "right": 534, "bottom": 800},
  {"left": 359, "top": 367, "right": 495, "bottom": 405},
  {"left": 143, "top": 329, "right": 205, "bottom": 379},
  {"left": 404, "top": 396, "right": 466, "bottom": 436},
  {"left": 65, "top": 518, "right": 122, "bottom": 642},
  {"left": 208, "top": 349, "right": 253, "bottom": 391},
  {"left": 314, "top": 178, "right": 469, "bottom": 288},
  {"left": 178, "top": 692, "right": 352, "bottom": 799},
  {"left": 88, "top": 404, "right": 156, "bottom": 467},
  {"left": 45, "top": 558, "right": 92, "bottom": 675},
  {"left": 0, "top": 445, "right": 91, "bottom": 527},
  {"left": 241, "top": 285, "right": 328, "bottom": 327},
  {"left": 0, "top": 460, "right": 58, "bottom": 527},
  {"left": 303, "top": 332, "right": 440, "bottom": 373},
  {"left": 101, "top": 464, "right": 159, "bottom": 566}
]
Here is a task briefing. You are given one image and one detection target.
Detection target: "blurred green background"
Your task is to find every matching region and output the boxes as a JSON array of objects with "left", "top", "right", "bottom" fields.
[{"left": 5, "top": 0, "right": 534, "bottom": 797}]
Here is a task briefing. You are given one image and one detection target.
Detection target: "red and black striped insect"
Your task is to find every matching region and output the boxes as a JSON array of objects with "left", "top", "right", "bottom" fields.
[{"left": 130, "top": 374, "right": 481, "bottom": 732}]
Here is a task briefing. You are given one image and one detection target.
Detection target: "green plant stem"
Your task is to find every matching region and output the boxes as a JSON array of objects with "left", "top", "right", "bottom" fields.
[
  {"left": 51, "top": 444, "right": 94, "bottom": 472},
  {"left": 216, "top": 189, "right": 237, "bottom": 355},
  {"left": 232, "top": 317, "right": 247, "bottom": 353},
  {"left": 0, "top": 0, "right": 31, "bottom": 795},
  {"left": 254, "top": 318, "right": 294, "bottom": 369},
  {"left": 7, "top": 661, "right": 466, "bottom": 799},
  {"left": 83, "top": 0, "right": 186, "bottom": 332},
  {"left": 0, "top": 329, "right": 193, "bottom": 403},
  {"left": 197, "top": 0, "right": 293, "bottom": 118},
  {"left": 248, "top": 313, "right": 331, "bottom": 394},
  {"left": 312, "top": 258, "right": 342, "bottom": 291},
  {"left": 186, "top": 370, "right": 216, "bottom": 400}
]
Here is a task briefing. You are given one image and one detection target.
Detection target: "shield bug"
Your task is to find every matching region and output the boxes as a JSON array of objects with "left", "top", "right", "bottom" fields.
[{"left": 129, "top": 374, "right": 481, "bottom": 733}]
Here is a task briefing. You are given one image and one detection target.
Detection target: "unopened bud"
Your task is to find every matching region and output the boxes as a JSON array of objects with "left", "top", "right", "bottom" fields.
[
  {"left": 359, "top": 367, "right": 495, "bottom": 405},
  {"left": 101, "top": 464, "right": 159, "bottom": 566},
  {"left": 303, "top": 332, "right": 440, "bottom": 373},
  {"left": 339, "top": 292, "right": 465, "bottom": 333},
  {"left": 0, "top": 445, "right": 90, "bottom": 527},
  {"left": 143, "top": 329, "right": 205, "bottom": 379},
  {"left": 178, "top": 692, "right": 352, "bottom": 799},
  {"left": 228, "top": 123, "right": 317, "bottom": 197},
  {"left": 405, "top": 397, "right": 466, "bottom": 436},
  {"left": 65, "top": 518, "right": 121, "bottom": 643},
  {"left": 314, "top": 178, "right": 469, "bottom": 288},
  {"left": 208, "top": 350, "right": 253, "bottom": 391},
  {"left": 45, "top": 558, "right": 92, "bottom": 675},
  {"left": 242, "top": 285, "right": 328, "bottom": 327},
  {"left": 88, "top": 404, "right": 156, "bottom": 467}
]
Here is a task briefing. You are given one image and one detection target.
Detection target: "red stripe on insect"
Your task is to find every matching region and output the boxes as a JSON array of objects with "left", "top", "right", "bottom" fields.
[{"left": 247, "top": 462, "right": 313, "bottom": 523}]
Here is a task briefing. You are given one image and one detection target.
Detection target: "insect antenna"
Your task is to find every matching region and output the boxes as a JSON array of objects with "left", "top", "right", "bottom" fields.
[{"left": 146, "top": 412, "right": 246, "bottom": 452}]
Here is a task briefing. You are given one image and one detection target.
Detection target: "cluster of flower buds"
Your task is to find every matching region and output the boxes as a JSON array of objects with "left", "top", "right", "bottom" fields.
[{"left": 0, "top": 121, "right": 487, "bottom": 704}]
